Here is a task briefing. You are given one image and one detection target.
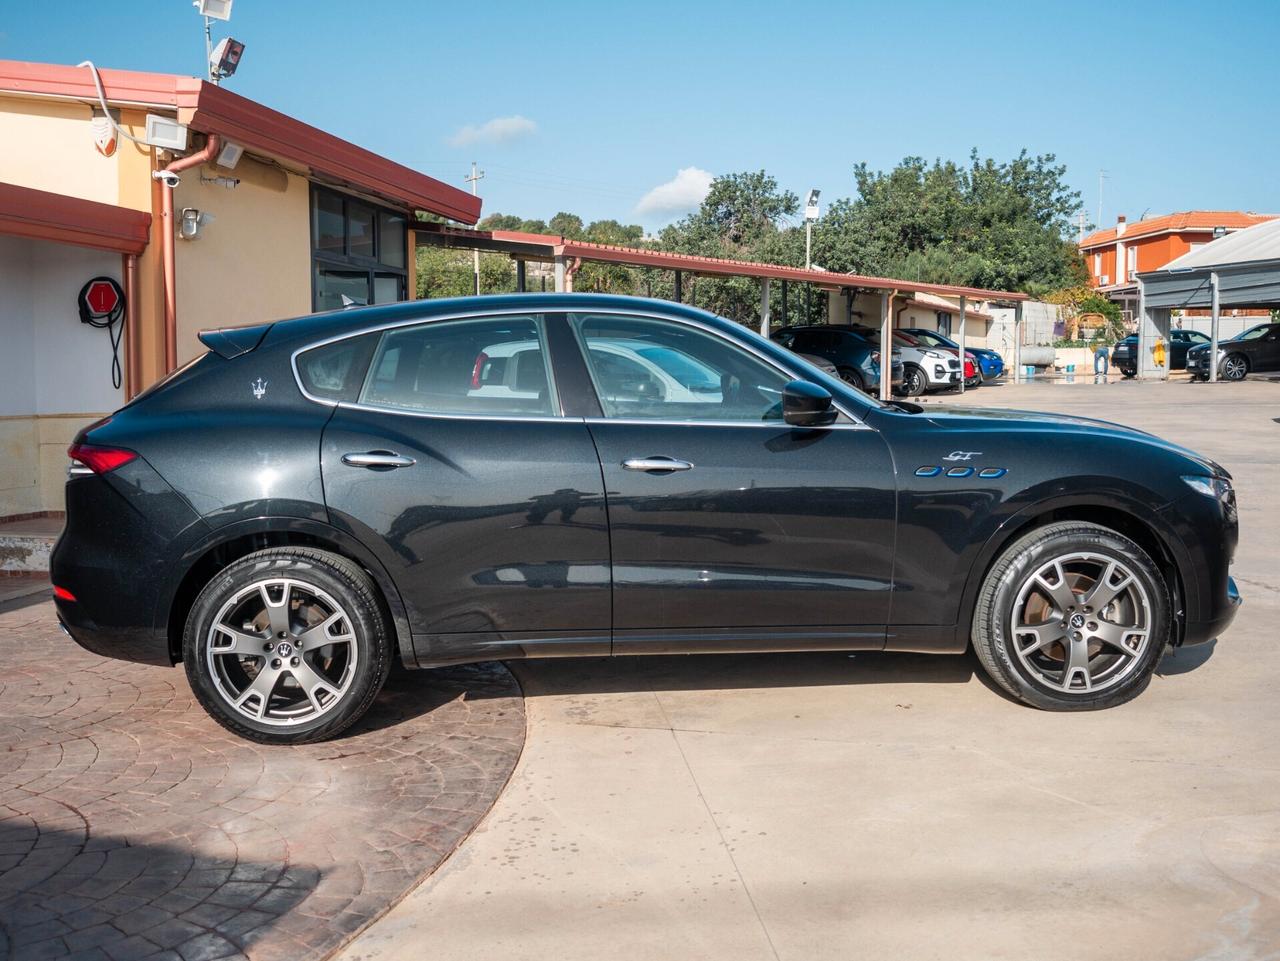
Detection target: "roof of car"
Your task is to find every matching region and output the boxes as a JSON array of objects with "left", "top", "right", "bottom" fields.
[{"left": 255, "top": 293, "right": 747, "bottom": 347}]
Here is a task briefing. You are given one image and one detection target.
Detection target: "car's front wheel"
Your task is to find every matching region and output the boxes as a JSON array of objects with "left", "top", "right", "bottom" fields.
[
  {"left": 901, "top": 364, "right": 927, "bottom": 396},
  {"left": 1222, "top": 353, "right": 1249, "bottom": 381},
  {"left": 183, "top": 548, "right": 393, "bottom": 744},
  {"left": 837, "top": 366, "right": 865, "bottom": 391},
  {"left": 971, "top": 522, "right": 1170, "bottom": 711}
]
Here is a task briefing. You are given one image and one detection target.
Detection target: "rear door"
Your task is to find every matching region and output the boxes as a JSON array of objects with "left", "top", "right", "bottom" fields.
[{"left": 309, "top": 312, "right": 612, "bottom": 665}]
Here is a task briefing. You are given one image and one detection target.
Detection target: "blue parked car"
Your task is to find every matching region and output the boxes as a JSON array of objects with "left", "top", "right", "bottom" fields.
[{"left": 901, "top": 328, "right": 1005, "bottom": 385}]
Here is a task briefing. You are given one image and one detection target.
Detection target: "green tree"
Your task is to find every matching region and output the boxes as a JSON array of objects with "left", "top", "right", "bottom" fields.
[{"left": 549, "top": 212, "right": 586, "bottom": 239}]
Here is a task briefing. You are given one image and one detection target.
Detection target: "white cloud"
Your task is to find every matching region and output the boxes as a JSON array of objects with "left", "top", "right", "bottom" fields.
[
  {"left": 447, "top": 115, "right": 538, "bottom": 148},
  {"left": 635, "top": 167, "right": 713, "bottom": 217}
]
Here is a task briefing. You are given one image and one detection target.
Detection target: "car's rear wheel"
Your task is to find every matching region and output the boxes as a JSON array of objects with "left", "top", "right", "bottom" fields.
[
  {"left": 183, "top": 548, "right": 392, "bottom": 744},
  {"left": 836, "top": 366, "right": 865, "bottom": 391},
  {"left": 1222, "top": 353, "right": 1249, "bottom": 381},
  {"left": 971, "top": 522, "right": 1170, "bottom": 711},
  {"left": 902, "top": 364, "right": 927, "bottom": 396}
]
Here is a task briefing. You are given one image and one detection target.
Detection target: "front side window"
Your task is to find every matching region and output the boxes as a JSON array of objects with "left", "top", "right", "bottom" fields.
[
  {"left": 358, "top": 315, "right": 556, "bottom": 417},
  {"left": 311, "top": 186, "right": 409, "bottom": 311},
  {"left": 572, "top": 314, "right": 792, "bottom": 422},
  {"left": 1238, "top": 324, "right": 1272, "bottom": 341}
]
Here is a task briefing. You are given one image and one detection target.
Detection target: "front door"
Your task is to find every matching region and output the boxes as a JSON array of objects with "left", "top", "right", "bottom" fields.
[
  {"left": 567, "top": 311, "right": 897, "bottom": 654},
  {"left": 316, "top": 312, "right": 611, "bottom": 664}
]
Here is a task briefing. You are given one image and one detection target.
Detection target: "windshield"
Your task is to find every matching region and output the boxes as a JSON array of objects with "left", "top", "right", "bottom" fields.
[{"left": 1237, "top": 324, "right": 1272, "bottom": 341}]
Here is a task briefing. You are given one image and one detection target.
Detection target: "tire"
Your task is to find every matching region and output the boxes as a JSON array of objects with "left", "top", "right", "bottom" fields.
[
  {"left": 1121, "top": 368, "right": 1136, "bottom": 379},
  {"left": 1222, "top": 353, "right": 1248, "bottom": 382},
  {"left": 183, "top": 547, "right": 393, "bottom": 744},
  {"left": 902, "top": 364, "right": 927, "bottom": 397},
  {"left": 970, "top": 522, "right": 1170, "bottom": 711},
  {"left": 837, "top": 367, "right": 865, "bottom": 392}
]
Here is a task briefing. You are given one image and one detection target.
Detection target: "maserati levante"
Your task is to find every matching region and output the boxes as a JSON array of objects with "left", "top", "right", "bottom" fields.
[{"left": 52, "top": 295, "right": 1241, "bottom": 743}]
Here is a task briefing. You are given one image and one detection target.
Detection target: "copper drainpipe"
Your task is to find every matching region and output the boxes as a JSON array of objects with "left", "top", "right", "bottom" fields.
[
  {"left": 564, "top": 256, "right": 582, "bottom": 292},
  {"left": 156, "top": 134, "right": 220, "bottom": 373},
  {"left": 122, "top": 253, "right": 140, "bottom": 399}
]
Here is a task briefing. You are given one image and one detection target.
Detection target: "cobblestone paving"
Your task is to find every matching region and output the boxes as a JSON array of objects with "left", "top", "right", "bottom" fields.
[{"left": 0, "top": 600, "right": 526, "bottom": 961}]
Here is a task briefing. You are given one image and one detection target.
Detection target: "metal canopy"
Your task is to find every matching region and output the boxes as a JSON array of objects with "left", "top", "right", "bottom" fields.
[{"left": 1138, "top": 217, "right": 1280, "bottom": 310}]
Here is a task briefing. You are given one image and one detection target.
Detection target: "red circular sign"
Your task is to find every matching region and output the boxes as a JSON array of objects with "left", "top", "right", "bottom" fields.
[{"left": 84, "top": 280, "right": 120, "bottom": 315}]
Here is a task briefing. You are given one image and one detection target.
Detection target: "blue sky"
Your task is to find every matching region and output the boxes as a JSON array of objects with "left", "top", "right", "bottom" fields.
[{"left": 4, "top": 0, "right": 1278, "bottom": 234}]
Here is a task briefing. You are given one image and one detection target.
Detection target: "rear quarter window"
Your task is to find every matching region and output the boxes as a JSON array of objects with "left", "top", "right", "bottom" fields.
[{"left": 296, "top": 334, "right": 378, "bottom": 403}]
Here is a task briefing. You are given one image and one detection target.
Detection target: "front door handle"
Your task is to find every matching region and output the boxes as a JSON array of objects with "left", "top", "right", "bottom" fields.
[
  {"left": 622, "top": 456, "right": 694, "bottom": 472},
  {"left": 342, "top": 450, "right": 416, "bottom": 469}
]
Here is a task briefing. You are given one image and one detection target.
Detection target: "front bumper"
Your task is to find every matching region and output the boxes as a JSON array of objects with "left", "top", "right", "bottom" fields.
[{"left": 1183, "top": 575, "right": 1241, "bottom": 646}]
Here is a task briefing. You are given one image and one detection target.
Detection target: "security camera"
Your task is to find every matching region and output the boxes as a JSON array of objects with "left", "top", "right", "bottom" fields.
[{"left": 152, "top": 170, "right": 181, "bottom": 189}]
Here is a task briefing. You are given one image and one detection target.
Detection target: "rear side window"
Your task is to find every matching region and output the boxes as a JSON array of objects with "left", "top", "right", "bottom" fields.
[
  {"left": 358, "top": 315, "right": 557, "bottom": 417},
  {"left": 296, "top": 334, "right": 377, "bottom": 403}
]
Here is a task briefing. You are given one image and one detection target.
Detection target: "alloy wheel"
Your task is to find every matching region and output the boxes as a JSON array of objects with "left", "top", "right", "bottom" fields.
[
  {"left": 205, "top": 577, "right": 359, "bottom": 726},
  {"left": 1223, "top": 355, "right": 1248, "bottom": 381},
  {"left": 1009, "top": 552, "right": 1152, "bottom": 695}
]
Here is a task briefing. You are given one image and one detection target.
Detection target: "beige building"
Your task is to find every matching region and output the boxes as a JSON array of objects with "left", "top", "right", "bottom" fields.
[{"left": 0, "top": 60, "right": 481, "bottom": 519}]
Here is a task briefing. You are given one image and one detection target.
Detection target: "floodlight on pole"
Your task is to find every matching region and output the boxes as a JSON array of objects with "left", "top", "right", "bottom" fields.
[{"left": 195, "top": 0, "right": 233, "bottom": 20}]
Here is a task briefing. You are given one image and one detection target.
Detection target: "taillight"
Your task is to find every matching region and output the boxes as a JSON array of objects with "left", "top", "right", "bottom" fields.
[
  {"left": 53, "top": 585, "right": 76, "bottom": 602},
  {"left": 67, "top": 443, "right": 137, "bottom": 475},
  {"left": 470, "top": 352, "right": 489, "bottom": 389}
]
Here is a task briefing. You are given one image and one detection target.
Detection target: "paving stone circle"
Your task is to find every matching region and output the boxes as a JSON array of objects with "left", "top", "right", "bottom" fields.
[{"left": 0, "top": 599, "right": 526, "bottom": 961}]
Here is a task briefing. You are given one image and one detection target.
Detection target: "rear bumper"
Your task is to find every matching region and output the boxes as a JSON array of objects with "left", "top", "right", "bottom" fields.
[{"left": 51, "top": 456, "right": 207, "bottom": 666}]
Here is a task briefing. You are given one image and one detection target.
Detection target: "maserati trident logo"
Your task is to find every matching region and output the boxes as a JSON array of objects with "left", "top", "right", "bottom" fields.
[
  {"left": 251, "top": 378, "right": 268, "bottom": 400},
  {"left": 943, "top": 450, "right": 982, "bottom": 462}
]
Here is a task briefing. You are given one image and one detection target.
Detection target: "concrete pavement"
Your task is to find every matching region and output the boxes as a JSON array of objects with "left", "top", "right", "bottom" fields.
[{"left": 339, "top": 379, "right": 1280, "bottom": 961}]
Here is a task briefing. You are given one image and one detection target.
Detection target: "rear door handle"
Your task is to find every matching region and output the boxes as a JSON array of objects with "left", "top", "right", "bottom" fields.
[
  {"left": 341, "top": 451, "right": 416, "bottom": 469},
  {"left": 622, "top": 456, "right": 694, "bottom": 472}
]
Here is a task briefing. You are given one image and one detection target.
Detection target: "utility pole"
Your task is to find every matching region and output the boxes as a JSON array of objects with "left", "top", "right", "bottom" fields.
[
  {"left": 465, "top": 161, "right": 485, "bottom": 295},
  {"left": 1097, "top": 170, "right": 1108, "bottom": 230},
  {"left": 1077, "top": 211, "right": 1086, "bottom": 244}
]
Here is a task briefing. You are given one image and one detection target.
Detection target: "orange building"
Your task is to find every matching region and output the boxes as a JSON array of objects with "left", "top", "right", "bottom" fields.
[{"left": 1079, "top": 211, "right": 1276, "bottom": 321}]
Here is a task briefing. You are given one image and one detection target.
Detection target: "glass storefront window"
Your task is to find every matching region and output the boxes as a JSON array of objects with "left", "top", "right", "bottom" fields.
[{"left": 310, "top": 186, "right": 409, "bottom": 312}]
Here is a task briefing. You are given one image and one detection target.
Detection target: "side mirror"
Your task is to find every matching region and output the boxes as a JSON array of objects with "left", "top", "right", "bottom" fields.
[{"left": 783, "top": 380, "right": 837, "bottom": 427}]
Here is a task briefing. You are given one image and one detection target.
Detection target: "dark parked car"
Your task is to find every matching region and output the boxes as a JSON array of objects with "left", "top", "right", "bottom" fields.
[
  {"left": 900, "top": 327, "right": 1005, "bottom": 384},
  {"left": 1113, "top": 329, "right": 1211, "bottom": 377},
  {"left": 771, "top": 325, "right": 903, "bottom": 393},
  {"left": 53, "top": 294, "right": 1241, "bottom": 743},
  {"left": 1186, "top": 322, "right": 1280, "bottom": 381}
]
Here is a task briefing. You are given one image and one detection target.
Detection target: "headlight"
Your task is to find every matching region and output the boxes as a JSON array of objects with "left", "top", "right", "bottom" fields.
[
  {"left": 1182, "top": 475, "right": 1236, "bottom": 514},
  {"left": 922, "top": 349, "right": 944, "bottom": 360}
]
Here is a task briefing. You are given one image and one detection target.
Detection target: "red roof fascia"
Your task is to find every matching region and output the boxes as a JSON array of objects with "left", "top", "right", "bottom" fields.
[
  {"left": 0, "top": 59, "right": 199, "bottom": 108},
  {"left": 0, "top": 60, "right": 481, "bottom": 225},
  {"left": 548, "top": 238, "right": 1028, "bottom": 301},
  {"left": 0, "top": 181, "right": 151, "bottom": 254},
  {"left": 183, "top": 84, "right": 481, "bottom": 224}
]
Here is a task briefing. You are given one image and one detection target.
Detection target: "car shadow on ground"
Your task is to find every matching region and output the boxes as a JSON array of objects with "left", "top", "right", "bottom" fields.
[{"left": 492, "top": 640, "right": 1217, "bottom": 709}]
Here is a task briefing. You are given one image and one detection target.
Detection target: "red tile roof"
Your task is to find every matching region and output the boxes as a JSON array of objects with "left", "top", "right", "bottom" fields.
[
  {"left": 1079, "top": 211, "right": 1276, "bottom": 250},
  {"left": 0, "top": 60, "right": 482, "bottom": 224}
]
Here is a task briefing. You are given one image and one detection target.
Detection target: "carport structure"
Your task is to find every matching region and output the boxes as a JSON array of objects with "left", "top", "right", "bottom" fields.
[
  {"left": 1136, "top": 217, "right": 1280, "bottom": 381},
  {"left": 414, "top": 222, "right": 1028, "bottom": 399}
]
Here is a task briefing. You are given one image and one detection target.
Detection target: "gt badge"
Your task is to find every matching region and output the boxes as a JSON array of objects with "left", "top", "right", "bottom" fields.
[{"left": 943, "top": 450, "right": 981, "bottom": 461}]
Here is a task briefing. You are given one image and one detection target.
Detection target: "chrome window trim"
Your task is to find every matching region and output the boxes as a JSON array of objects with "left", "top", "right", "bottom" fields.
[{"left": 290, "top": 304, "right": 874, "bottom": 429}]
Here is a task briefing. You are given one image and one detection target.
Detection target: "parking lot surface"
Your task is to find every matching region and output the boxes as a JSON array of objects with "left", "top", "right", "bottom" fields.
[
  {"left": 340, "top": 379, "right": 1280, "bottom": 961},
  {"left": 0, "top": 611, "right": 524, "bottom": 961}
]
